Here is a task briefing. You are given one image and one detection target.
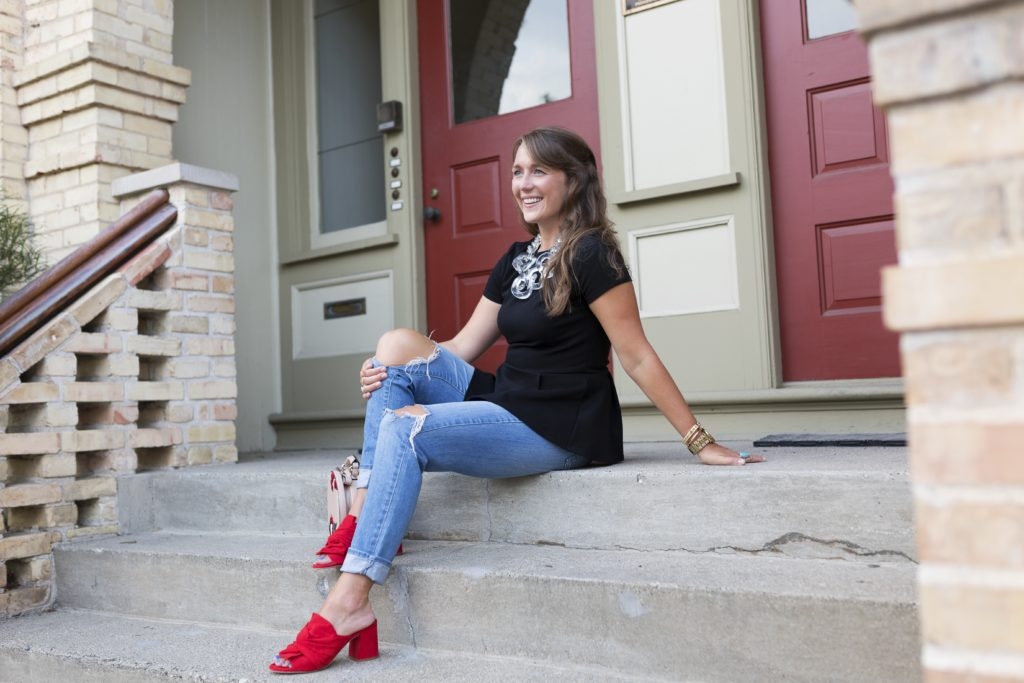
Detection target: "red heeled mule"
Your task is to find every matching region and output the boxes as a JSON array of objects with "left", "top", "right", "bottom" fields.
[
  {"left": 269, "top": 613, "right": 378, "bottom": 674},
  {"left": 312, "top": 515, "right": 404, "bottom": 569}
]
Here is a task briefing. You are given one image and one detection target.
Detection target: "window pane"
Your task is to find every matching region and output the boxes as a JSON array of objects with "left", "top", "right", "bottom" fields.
[
  {"left": 315, "top": 0, "right": 385, "bottom": 233},
  {"left": 806, "top": 0, "right": 858, "bottom": 40},
  {"left": 450, "top": 0, "right": 571, "bottom": 124}
]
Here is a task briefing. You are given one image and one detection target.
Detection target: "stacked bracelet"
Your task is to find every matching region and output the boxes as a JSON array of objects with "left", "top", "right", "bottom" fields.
[{"left": 683, "top": 422, "right": 716, "bottom": 455}]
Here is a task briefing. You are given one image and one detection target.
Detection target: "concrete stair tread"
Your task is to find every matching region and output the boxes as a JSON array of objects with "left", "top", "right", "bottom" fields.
[
  {"left": 0, "top": 609, "right": 646, "bottom": 683},
  {"left": 58, "top": 532, "right": 917, "bottom": 604},
  {"left": 124, "top": 442, "right": 916, "bottom": 559}
]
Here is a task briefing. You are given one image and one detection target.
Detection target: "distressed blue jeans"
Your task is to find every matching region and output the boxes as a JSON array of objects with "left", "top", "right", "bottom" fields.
[{"left": 343, "top": 343, "right": 589, "bottom": 583}]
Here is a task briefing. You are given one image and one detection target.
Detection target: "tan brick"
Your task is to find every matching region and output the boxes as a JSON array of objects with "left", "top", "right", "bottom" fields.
[
  {"left": 8, "top": 453, "right": 77, "bottom": 479},
  {"left": 0, "top": 359, "right": 19, "bottom": 394},
  {"left": 186, "top": 423, "right": 236, "bottom": 443},
  {"left": 167, "top": 403, "right": 193, "bottom": 422},
  {"left": 0, "top": 532, "right": 51, "bottom": 560},
  {"left": 7, "top": 556, "right": 53, "bottom": 584},
  {"left": 42, "top": 404, "right": 77, "bottom": 428},
  {"left": 35, "top": 353, "right": 76, "bottom": 377},
  {"left": 209, "top": 192, "right": 233, "bottom": 211},
  {"left": 210, "top": 235, "right": 233, "bottom": 252},
  {"left": 106, "top": 308, "right": 138, "bottom": 331},
  {"left": 126, "top": 336, "right": 180, "bottom": 356},
  {"left": 211, "top": 275, "right": 234, "bottom": 294},
  {"left": 187, "top": 295, "right": 234, "bottom": 314},
  {"left": 0, "top": 432, "right": 61, "bottom": 456},
  {"left": 108, "top": 353, "right": 140, "bottom": 376},
  {"left": 896, "top": 182, "right": 1007, "bottom": 253},
  {"left": 10, "top": 316, "right": 77, "bottom": 374},
  {"left": 0, "top": 483, "right": 62, "bottom": 508},
  {"left": 902, "top": 333, "right": 1016, "bottom": 407},
  {"left": 64, "top": 381, "right": 123, "bottom": 403},
  {"left": 65, "top": 523, "right": 118, "bottom": 540},
  {"left": 64, "top": 476, "right": 116, "bottom": 501},
  {"left": 62, "top": 429, "right": 125, "bottom": 453},
  {"left": 920, "top": 581, "right": 1024, "bottom": 651},
  {"left": 126, "top": 381, "right": 183, "bottom": 402},
  {"left": 2, "top": 382, "right": 59, "bottom": 404},
  {"left": 910, "top": 421, "right": 1024, "bottom": 486},
  {"left": 165, "top": 273, "right": 208, "bottom": 292},
  {"left": 64, "top": 332, "right": 122, "bottom": 354},
  {"left": 130, "top": 427, "right": 181, "bottom": 448},
  {"left": 188, "top": 380, "right": 236, "bottom": 401},
  {"left": 857, "top": 0, "right": 1018, "bottom": 34},
  {"left": 120, "top": 241, "right": 172, "bottom": 286},
  {"left": 167, "top": 358, "right": 208, "bottom": 379},
  {"left": 187, "top": 445, "right": 212, "bottom": 465},
  {"left": 0, "top": 585, "right": 51, "bottom": 615},
  {"left": 136, "top": 445, "right": 186, "bottom": 469},
  {"left": 126, "top": 288, "right": 180, "bottom": 311},
  {"left": 67, "top": 274, "right": 126, "bottom": 327},
  {"left": 917, "top": 497, "right": 1024, "bottom": 569},
  {"left": 0, "top": 456, "right": 8, "bottom": 481},
  {"left": 213, "top": 403, "right": 237, "bottom": 421},
  {"left": 924, "top": 669, "right": 1024, "bottom": 683},
  {"left": 212, "top": 359, "right": 236, "bottom": 378},
  {"left": 185, "top": 338, "right": 234, "bottom": 356},
  {"left": 213, "top": 444, "right": 238, "bottom": 463},
  {"left": 169, "top": 315, "right": 208, "bottom": 334},
  {"left": 113, "top": 405, "right": 138, "bottom": 425},
  {"left": 76, "top": 495, "right": 117, "bottom": 526},
  {"left": 889, "top": 84, "right": 1024, "bottom": 175},
  {"left": 209, "top": 317, "right": 235, "bottom": 335},
  {"left": 183, "top": 251, "right": 234, "bottom": 273},
  {"left": 7, "top": 503, "right": 77, "bottom": 530},
  {"left": 183, "top": 227, "right": 208, "bottom": 247}
]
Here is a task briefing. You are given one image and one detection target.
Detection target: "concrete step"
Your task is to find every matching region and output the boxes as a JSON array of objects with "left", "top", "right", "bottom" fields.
[
  {"left": 52, "top": 533, "right": 920, "bottom": 682},
  {"left": 120, "top": 442, "right": 916, "bottom": 561},
  {"left": 0, "top": 609, "right": 645, "bottom": 683}
]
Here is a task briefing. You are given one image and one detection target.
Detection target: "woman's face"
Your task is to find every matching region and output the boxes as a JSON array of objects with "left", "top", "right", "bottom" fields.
[{"left": 512, "top": 144, "right": 568, "bottom": 232}]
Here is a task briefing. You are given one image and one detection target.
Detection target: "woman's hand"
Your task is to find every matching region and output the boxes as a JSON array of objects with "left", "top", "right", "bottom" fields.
[
  {"left": 359, "top": 358, "right": 387, "bottom": 401},
  {"left": 694, "top": 442, "right": 766, "bottom": 466}
]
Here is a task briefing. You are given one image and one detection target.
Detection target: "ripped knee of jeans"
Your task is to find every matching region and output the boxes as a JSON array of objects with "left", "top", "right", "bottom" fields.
[
  {"left": 386, "top": 405, "right": 430, "bottom": 451},
  {"left": 401, "top": 340, "right": 440, "bottom": 379}
]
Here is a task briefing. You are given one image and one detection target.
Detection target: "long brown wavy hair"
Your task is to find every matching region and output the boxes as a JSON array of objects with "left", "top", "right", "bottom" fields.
[{"left": 512, "top": 127, "right": 625, "bottom": 316}]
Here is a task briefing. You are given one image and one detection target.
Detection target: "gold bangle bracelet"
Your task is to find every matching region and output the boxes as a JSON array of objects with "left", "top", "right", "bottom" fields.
[
  {"left": 683, "top": 423, "right": 702, "bottom": 445},
  {"left": 687, "top": 431, "right": 716, "bottom": 455}
]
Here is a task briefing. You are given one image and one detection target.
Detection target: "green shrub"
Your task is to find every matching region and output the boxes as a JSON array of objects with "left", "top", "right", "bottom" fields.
[{"left": 0, "top": 201, "right": 45, "bottom": 299}]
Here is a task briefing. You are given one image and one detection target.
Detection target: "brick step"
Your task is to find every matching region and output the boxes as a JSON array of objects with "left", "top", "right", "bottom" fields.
[
  {"left": 121, "top": 442, "right": 916, "bottom": 560},
  {"left": 51, "top": 533, "right": 920, "bottom": 682},
  {"left": 0, "top": 609, "right": 643, "bottom": 683}
]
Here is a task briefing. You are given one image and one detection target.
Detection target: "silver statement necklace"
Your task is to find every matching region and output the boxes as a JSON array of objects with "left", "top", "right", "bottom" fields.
[{"left": 511, "top": 234, "right": 561, "bottom": 300}]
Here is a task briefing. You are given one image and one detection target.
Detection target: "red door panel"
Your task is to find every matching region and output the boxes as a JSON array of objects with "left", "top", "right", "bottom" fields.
[
  {"left": 418, "top": 0, "right": 599, "bottom": 373},
  {"left": 760, "top": 1, "right": 900, "bottom": 380}
]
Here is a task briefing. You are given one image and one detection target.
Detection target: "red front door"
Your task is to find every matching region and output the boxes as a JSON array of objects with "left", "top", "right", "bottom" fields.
[
  {"left": 418, "top": 0, "right": 599, "bottom": 372},
  {"left": 760, "top": 1, "right": 900, "bottom": 380}
]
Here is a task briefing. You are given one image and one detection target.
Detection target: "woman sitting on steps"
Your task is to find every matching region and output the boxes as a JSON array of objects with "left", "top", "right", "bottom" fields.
[{"left": 270, "top": 126, "right": 765, "bottom": 674}]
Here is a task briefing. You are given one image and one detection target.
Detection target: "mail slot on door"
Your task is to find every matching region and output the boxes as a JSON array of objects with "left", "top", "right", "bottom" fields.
[{"left": 323, "top": 298, "right": 367, "bottom": 320}]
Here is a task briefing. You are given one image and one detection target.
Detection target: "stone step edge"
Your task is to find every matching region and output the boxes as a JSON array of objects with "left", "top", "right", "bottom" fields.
[
  {"left": 0, "top": 608, "right": 655, "bottom": 683},
  {"left": 55, "top": 533, "right": 919, "bottom": 604}
]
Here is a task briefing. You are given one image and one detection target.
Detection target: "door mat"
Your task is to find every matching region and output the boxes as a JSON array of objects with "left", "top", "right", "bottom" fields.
[{"left": 752, "top": 433, "right": 907, "bottom": 447}]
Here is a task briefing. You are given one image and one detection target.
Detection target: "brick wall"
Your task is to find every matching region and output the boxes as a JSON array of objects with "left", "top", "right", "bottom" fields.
[
  {"left": 12, "top": 0, "right": 190, "bottom": 263},
  {"left": 856, "top": 1, "right": 1024, "bottom": 680},
  {"left": 0, "top": 172, "right": 237, "bottom": 616}
]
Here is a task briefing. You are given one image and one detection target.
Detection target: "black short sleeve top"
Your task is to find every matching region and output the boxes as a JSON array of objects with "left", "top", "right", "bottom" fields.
[{"left": 463, "top": 233, "right": 632, "bottom": 464}]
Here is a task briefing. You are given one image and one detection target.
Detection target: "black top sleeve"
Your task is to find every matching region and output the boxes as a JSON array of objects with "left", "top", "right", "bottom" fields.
[
  {"left": 483, "top": 243, "right": 517, "bottom": 304},
  {"left": 572, "top": 235, "right": 632, "bottom": 304}
]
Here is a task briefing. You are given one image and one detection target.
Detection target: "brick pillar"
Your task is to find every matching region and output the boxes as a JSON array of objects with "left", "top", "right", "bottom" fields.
[
  {"left": 13, "top": 0, "right": 190, "bottom": 263},
  {"left": 0, "top": 2, "right": 29, "bottom": 207},
  {"left": 855, "top": 2, "right": 1024, "bottom": 681}
]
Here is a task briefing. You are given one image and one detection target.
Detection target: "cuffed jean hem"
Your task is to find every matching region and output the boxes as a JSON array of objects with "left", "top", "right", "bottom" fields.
[{"left": 340, "top": 548, "right": 391, "bottom": 585}]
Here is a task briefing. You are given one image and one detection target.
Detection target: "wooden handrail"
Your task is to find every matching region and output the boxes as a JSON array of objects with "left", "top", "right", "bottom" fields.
[
  {"left": 0, "top": 189, "right": 170, "bottom": 328},
  {"left": 0, "top": 192, "right": 177, "bottom": 359}
]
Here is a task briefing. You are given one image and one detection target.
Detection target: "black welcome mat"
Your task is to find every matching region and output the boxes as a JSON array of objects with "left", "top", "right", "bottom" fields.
[{"left": 752, "top": 433, "right": 907, "bottom": 448}]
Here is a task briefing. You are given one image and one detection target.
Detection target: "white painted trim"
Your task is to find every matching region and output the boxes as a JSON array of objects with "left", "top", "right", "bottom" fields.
[
  {"left": 304, "top": 0, "right": 388, "bottom": 251},
  {"left": 264, "top": 0, "right": 284, "bottom": 426},
  {"left": 614, "top": 9, "right": 635, "bottom": 193},
  {"left": 629, "top": 214, "right": 739, "bottom": 318},
  {"left": 111, "top": 162, "right": 240, "bottom": 197}
]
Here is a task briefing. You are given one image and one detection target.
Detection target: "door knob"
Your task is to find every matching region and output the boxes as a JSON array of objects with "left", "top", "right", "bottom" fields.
[{"left": 424, "top": 206, "right": 442, "bottom": 222}]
